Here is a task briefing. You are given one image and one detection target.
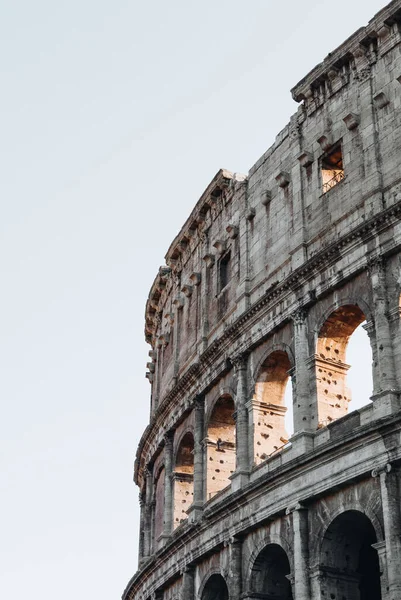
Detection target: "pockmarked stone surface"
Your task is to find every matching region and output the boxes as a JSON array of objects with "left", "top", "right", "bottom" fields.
[{"left": 123, "top": 2, "right": 401, "bottom": 598}]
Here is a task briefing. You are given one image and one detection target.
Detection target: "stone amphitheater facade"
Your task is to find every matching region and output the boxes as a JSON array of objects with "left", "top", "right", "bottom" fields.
[{"left": 123, "top": 2, "right": 401, "bottom": 599}]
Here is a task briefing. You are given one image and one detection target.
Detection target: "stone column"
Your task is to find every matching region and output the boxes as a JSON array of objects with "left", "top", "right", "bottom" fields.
[
  {"left": 286, "top": 502, "right": 311, "bottom": 600},
  {"left": 143, "top": 466, "right": 153, "bottom": 558},
  {"left": 368, "top": 257, "right": 400, "bottom": 417},
  {"left": 161, "top": 432, "right": 174, "bottom": 541},
  {"left": 228, "top": 537, "right": 243, "bottom": 600},
  {"left": 372, "top": 464, "right": 401, "bottom": 599},
  {"left": 181, "top": 565, "right": 195, "bottom": 600},
  {"left": 188, "top": 395, "right": 205, "bottom": 522},
  {"left": 291, "top": 309, "right": 315, "bottom": 454},
  {"left": 138, "top": 491, "right": 145, "bottom": 563},
  {"left": 231, "top": 353, "right": 250, "bottom": 490}
]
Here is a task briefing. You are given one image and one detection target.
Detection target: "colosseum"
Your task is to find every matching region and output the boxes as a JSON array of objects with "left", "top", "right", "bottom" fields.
[{"left": 123, "top": 1, "right": 401, "bottom": 599}]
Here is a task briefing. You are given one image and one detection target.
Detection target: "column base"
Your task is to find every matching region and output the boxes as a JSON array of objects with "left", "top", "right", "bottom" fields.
[
  {"left": 372, "top": 389, "right": 401, "bottom": 419},
  {"left": 230, "top": 469, "right": 250, "bottom": 491},
  {"left": 289, "top": 431, "right": 314, "bottom": 457},
  {"left": 157, "top": 532, "right": 171, "bottom": 548},
  {"left": 187, "top": 502, "right": 203, "bottom": 523}
]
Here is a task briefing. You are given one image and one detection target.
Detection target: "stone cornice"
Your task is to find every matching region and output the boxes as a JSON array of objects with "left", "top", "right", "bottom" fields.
[
  {"left": 291, "top": 0, "right": 401, "bottom": 104},
  {"left": 135, "top": 196, "right": 401, "bottom": 487}
]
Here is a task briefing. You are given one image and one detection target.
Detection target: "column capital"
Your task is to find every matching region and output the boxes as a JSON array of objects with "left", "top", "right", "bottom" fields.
[
  {"left": 291, "top": 308, "right": 308, "bottom": 325},
  {"left": 163, "top": 431, "right": 174, "bottom": 449},
  {"left": 230, "top": 352, "right": 248, "bottom": 373},
  {"left": 194, "top": 394, "right": 205, "bottom": 411},
  {"left": 366, "top": 254, "right": 386, "bottom": 276},
  {"left": 286, "top": 501, "right": 307, "bottom": 515},
  {"left": 372, "top": 463, "right": 392, "bottom": 478}
]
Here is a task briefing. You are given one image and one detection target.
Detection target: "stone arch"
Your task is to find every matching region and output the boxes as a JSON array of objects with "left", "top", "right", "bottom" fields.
[
  {"left": 173, "top": 426, "right": 195, "bottom": 463},
  {"left": 315, "top": 303, "right": 373, "bottom": 427},
  {"left": 245, "top": 532, "right": 293, "bottom": 591},
  {"left": 173, "top": 431, "right": 194, "bottom": 528},
  {"left": 206, "top": 386, "right": 236, "bottom": 424},
  {"left": 314, "top": 296, "right": 373, "bottom": 337},
  {"left": 206, "top": 393, "right": 236, "bottom": 500},
  {"left": 318, "top": 509, "right": 382, "bottom": 599},
  {"left": 251, "top": 347, "right": 294, "bottom": 464},
  {"left": 196, "top": 568, "right": 230, "bottom": 600},
  {"left": 252, "top": 342, "right": 296, "bottom": 386},
  {"left": 247, "top": 541, "right": 293, "bottom": 599},
  {"left": 309, "top": 499, "right": 384, "bottom": 566},
  {"left": 199, "top": 573, "right": 230, "bottom": 600}
]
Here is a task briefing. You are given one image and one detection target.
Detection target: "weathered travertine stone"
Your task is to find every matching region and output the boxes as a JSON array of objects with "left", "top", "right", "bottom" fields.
[{"left": 124, "top": 2, "right": 401, "bottom": 599}]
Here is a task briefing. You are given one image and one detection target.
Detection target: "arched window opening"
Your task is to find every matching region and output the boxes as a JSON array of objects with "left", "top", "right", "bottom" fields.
[
  {"left": 320, "top": 510, "right": 381, "bottom": 600},
  {"left": 316, "top": 305, "right": 372, "bottom": 428},
  {"left": 201, "top": 574, "right": 229, "bottom": 600},
  {"left": 206, "top": 396, "right": 236, "bottom": 499},
  {"left": 249, "top": 543, "right": 293, "bottom": 600},
  {"left": 153, "top": 467, "right": 165, "bottom": 545},
  {"left": 253, "top": 350, "right": 293, "bottom": 465},
  {"left": 173, "top": 432, "right": 194, "bottom": 528}
]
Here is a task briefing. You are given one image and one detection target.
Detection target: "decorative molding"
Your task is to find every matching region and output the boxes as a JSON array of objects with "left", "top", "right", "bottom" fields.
[
  {"left": 181, "top": 284, "right": 194, "bottom": 298},
  {"left": 226, "top": 224, "right": 238, "bottom": 239},
  {"left": 213, "top": 240, "right": 226, "bottom": 254},
  {"left": 261, "top": 190, "right": 272, "bottom": 206},
  {"left": 317, "top": 134, "right": 332, "bottom": 152},
  {"left": 246, "top": 207, "right": 256, "bottom": 220},
  {"left": 203, "top": 253, "right": 215, "bottom": 268},
  {"left": 189, "top": 272, "right": 201, "bottom": 286},
  {"left": 343, "top": 112, "right": 360, "bottom": 130},
  {"left": 298, "top": 151, "right": 314, "bottom": 168},
  {"left": 275, "top": 171, "right": 291, "bottom": 188},
  {"left": 373, "top": 91, "right": 390, "bottom": 109}
]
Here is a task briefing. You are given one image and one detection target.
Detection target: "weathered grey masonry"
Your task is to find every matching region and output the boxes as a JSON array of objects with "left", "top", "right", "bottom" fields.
[{"left": 124, "top": 2, "right": 401, "bottom": 599}]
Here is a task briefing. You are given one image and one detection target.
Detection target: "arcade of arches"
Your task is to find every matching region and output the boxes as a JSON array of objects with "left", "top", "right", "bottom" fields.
[{"left": 148, "top": 304, "right": 375, "bottom": 537}]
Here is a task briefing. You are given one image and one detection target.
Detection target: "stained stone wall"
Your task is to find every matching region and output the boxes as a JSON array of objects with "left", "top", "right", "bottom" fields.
[{"left": 124, "top": 2, "right": 401, "bottom": 599}]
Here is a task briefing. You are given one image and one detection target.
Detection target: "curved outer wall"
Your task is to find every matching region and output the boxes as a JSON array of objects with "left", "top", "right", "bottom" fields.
[{"left": 124, "top": 2, "right": 401, "bottom": 599}]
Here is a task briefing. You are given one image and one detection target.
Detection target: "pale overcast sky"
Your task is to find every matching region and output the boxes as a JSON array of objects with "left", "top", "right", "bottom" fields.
[{"left": 1, "top": 1, "right": 384, "bottom": 599}]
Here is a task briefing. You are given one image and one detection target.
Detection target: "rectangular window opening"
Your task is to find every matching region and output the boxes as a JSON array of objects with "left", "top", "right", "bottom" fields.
[
  {"left": 219, "top": 252, "right": 231, "bottom": 291},
  {"left": 321, "top": 144, "right": 344, "bottom": 194}
]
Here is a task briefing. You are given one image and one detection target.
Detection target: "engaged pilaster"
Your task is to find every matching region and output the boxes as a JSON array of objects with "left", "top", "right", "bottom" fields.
[
  {"left": 231, "top": 353, "right": 250, "bottom": 490},
  {"left": 181, "top": 565, "right": 195, "bottom": 600},
  {"left": 291, "top": 310, "right": 315, "bottom": 454},
  {"left": 188, "top": 395, "right": 205, "bottom": 522},
  {"left": 160, "top": 432, "right": 174, "bottom": 543},
  {"left": 368, "top": 257, "right": 400, "bottom": 417},
  {"left": 286, "top": 502, "right": 311, "bottom": 600},
  {"left": 372, "top": 463, "right": 401, "bottom": 598},
  {"left": 143, "top": 466, "right": 153, "bottom": 558}
]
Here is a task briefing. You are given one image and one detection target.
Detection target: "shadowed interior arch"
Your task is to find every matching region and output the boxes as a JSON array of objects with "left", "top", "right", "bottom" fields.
[
  {"left": 316, "top": 304, "right": 371, "bottom": 427},
  {"left": 253, "top": 350, "right": 293, "bottom": 464},
  {"left": 320, "top": 510, "right": 382, "bottom": 599},
  {"left": 201, "top": 574, "right": 229, "bottom": 600},
  {"left": 249, "top": 542, "right": 293, "bottom": 599},
  {"left": 173, "top": 432, "right": 194, "bottom": 528},
  {"left": 206, "top": 395, "right": 236, "bottom": 499}
]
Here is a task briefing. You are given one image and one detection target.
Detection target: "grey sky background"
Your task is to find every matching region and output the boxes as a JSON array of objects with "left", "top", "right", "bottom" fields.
[{"left": 1, "top": 1, "right": 384, "bottom": 598}]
